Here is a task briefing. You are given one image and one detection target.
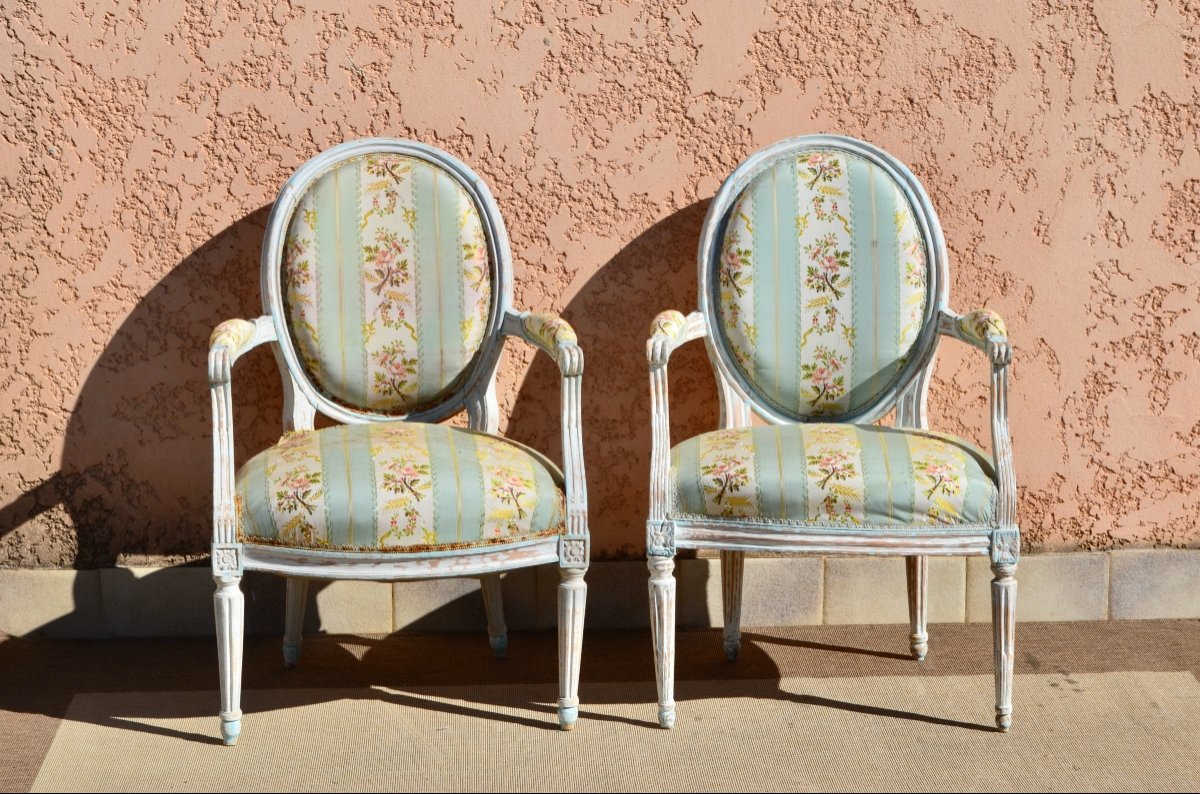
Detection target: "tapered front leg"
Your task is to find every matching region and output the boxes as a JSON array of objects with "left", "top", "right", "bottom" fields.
[
  {"left": 906, "top": 556, "right": 929, "bottom": 661},
  {"left": 557, "top": 567, "right": 586, "bottom": 730},
  {"left": 720, "top": 551, "right": 744, "bottom": 662},
  {"left": 214, "top": 575, "right": 245, "bottom": 745},
  {"left": 648, "top": 556, "right": 677, "bottom": 728},
  {"left": 991, "top": 561, "right": 1017, "bottom": 732},
  {"left": 480, "top": 574, "right": 508, "bottom": 659},
  {"left": 283, "top": 577, "right": 308, "bottom": 668}
]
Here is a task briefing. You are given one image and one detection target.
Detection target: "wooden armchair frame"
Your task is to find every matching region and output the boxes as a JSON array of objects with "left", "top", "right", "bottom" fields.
[
  {"left": 208, "top": 139, "right": 589, "bottom": 744},
  {"left": 645, "top": 134, "right": 1018, "bottom": 731}
]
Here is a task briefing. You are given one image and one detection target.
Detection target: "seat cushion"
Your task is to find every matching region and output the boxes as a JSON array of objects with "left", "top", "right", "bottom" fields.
[
  {"left": 236, "top": 423, "right": 565, "bottom": 552},
  {"left": 670, "top": 425, "right": 995, "bottom": 527}
]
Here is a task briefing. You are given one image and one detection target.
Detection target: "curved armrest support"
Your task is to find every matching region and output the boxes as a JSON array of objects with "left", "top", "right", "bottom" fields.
[
  {"left": 209, "top": 316, "right": 276, "bottom": 550},
  {"left": 938, "top": 308, "right": 1017, "bottom": 531},
  {"left": 647, "top": 311, "right": 707, "bottom": 537},
  {"left": 501, "top": 309, "right": 588, "bottom": 555}
]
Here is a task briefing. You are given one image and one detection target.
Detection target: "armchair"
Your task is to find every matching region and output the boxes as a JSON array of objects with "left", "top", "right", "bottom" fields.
[
  {"left": 209, "top": 139, "right": 589, "bottom": 744},
  {"left": 646, "top": 135, "right": 1019, "bottom": 731}
]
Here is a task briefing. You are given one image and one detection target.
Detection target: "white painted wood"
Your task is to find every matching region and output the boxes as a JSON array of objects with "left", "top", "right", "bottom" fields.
[
  {"left": 647, "top": 556, "right": 677, "bottom": 729},
  {"left": 208, "top": 139, "right": 590, "bottom": 743},
  {"left": 720, "top": 550, "right": 744, "bottom": 662},
  {"left": 645, "top": 134, "right": 1020, "bottom": 730},
  {"left": 480, "top": 573, "right": 508, "bottom": 659},
  {"left": 557, "top": 567, "right": 586, "bottom": 730},
  {"left": 906, "top": 556, "right": 929, "bottom": 661},
  {"left": 213, "top": 575, "right": 244, "bottom": 746},
  {"left": 282, "top": 577, "right": 307, "bottom": 668},
  {"left": 992, "top": 561, "right": 1017, "bottom": 732}
]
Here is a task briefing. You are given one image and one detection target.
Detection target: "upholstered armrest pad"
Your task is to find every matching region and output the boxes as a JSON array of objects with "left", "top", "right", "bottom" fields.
[
  {"left": 958, "top": 309, "right": 1008, "bottom": 345},
  {"left": 649, "top": 310, "right": 687, "bottom": 343},
  {"left": 209, "top": 319, "right": 258, "bottom": 355},
  {"left": 522, "top": 312, "right": 579, "bottom": 349}
]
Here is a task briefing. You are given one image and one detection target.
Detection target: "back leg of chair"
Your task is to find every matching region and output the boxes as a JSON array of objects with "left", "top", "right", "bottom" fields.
[
  {"left": 720, "top": 551, "right": 744, "bottom": 662},
  {"left": 648, "top": 555, "right": 677, "bottom": 728},
  {"left": 906, "top": 555, "right": 929, "bottom": 661},
  {"left": 991, "top": 560, "right": 1017, "bottom": 732},
  {"left": 557, "top": 566, "right": 587, "bottom": 730},
  {"left": 214, "top": 574, "right": 245, "bottom": 746},
  {"left": 283, "top": 577, "right": 308, "bottom": 668},
  {"left": 480, "top": 573, "right": 508, "bottom": 659}
]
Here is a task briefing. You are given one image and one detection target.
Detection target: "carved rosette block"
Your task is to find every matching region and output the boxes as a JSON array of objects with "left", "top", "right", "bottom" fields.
[
  {"left": 211, "top": 543, "right": 243, "bottom": 578},
  {"left": 647, "top": 521, "right": 675, "bottom": 557},
  {"left": 559, "top": 535, "right": 589, "bottom": 569}
]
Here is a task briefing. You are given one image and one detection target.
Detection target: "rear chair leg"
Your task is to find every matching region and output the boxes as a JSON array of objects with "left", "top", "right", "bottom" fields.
[
  {"left": 720, "top": 551, "right": 744, "bottom": 662},
  {"left": 906, "top": 556, "right": 929, "bottom": 661},
  {"left": 283, "top": 577, "right": 308, "bottom": 668},
  {"left": 480, "top": 573, "right": 508, "bottom": 659}
]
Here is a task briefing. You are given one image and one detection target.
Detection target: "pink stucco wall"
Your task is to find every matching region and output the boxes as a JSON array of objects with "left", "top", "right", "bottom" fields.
[{"left": 2, "top": 0, "right": 1197, "bottom": 567}]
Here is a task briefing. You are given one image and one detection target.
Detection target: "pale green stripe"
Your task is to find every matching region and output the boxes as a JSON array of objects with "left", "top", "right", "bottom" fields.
[
  {"left": 318, "top": 427, "right": 352, "bottom": 547},
  {"left": 847, "top": 156, "right": 875, "bottom": 413},
  {"left": 750, "top": 426, "right": 783, "bottom": 521},
  {"left": 672, "top": 437, "right": 703, "bottom": 515},
  {"left": 337, "top": 164, "right": 366, "bottom": 403},
  {"left": 242, "top": 452, "right": 275, "bottom": 539},
  {"left": 777, "top": 158, "right": 803, "bottom": 414},
  {"left": 527, "top": 444, "right": 559, "bottom": 535},
  {"left": 314, "top": 169, "right": 341, "bottom": 397},
  {"left": 346, "top": 424, "right": 377, "bottom": 546},
  {"left": 779, "top": 425, "right": 808, "bottom": 521},
  {"left": 871, "top": 177, "right": 901, "bottom": 398},
  {"left": 960, "top": 445, "right": 991, "bottom": 524},
  {"left": 454, "top": 432, "right": 487, "bottom": 543},
  {"left": 426, "top": 425, "right": 459, "bottom": 545},
  {"left": 313, "top": 163, "right": 367, "bottom": 404},
  {"left": 856, "top": 426, "right": 890, "bottom": 526},
  {"left": 413, "top": 164, "right": 448, "bottom": 403},
  {"left": 436, "top": 174, "right": 466, "bottom": 386},
  {"left": 880, "top": 428, "right": 916, "bottom": 525},
  {"left": 750, "top": 166, "right": 782, "bottom": 407}
]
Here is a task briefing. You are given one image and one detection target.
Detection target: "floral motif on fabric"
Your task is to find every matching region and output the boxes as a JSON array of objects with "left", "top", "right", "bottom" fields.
[
  {"left": 909, "top": 433, "right": 970, "bottom": 524},
  {"left": 375, "top": 428, "right": 434, "bottom": 546},
  {"left": 959, "top": 309, "right": 1007, "bottom": 346},
  {"left": 460, "top": 201, "right": 492, "bottom": 349},
  {"left": 803, "top": 425, "right": 865, "bottom": 523},
  {"left": 477, "top": 434, "right": 542, "bottom": 538},
  {"left": 718, "top": 204, "right": 757, "bottom": 372},
  {"left": 795, "top": 151, "right": 854, "bottom": 415},
  {"left": 895, "top": 200, "right": 927, "bottom": 351},
  {"left": 697, "top": 429, "right": 759, "bottom": 517},
  {"left": 523, "top": 313, "right": 578, "bottom": 350},
  {"left": 283, "top": 190, "right": 321, "bottom": 374},
  {"left": 210, "top": 319, "right": 256, "bottom": 353},
  {"left": 265, "top": 431, "right": 328, "bottom": 547}
]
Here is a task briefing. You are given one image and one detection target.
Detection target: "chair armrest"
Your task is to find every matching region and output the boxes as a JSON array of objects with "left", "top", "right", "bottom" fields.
[
  {"left": 209, "top": 316, "right": 276, "bottom": 552},
  {"left": 500, "top": 309, "right": 588, "bottom": 553},
  {"left": 502, "top": 310, "right": 583, "bottom": 377},
  {"left": 939, "top": 308, "right": 1011, "bottom": 366},
  {"left": 647, "top": 310, "right": 707, "bottom": 367}
]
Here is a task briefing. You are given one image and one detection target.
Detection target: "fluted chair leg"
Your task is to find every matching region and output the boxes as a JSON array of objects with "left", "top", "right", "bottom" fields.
[
  {"left": 906, "top": 556, "right": 929, "bottom": 661},
  {"left": 282, "top": 577, "right": 308, "bottom": 668},
  {"left": 992, "top": 560, "right": 1017, "bottom": 732},
  {"left": 720, "top": 551, "right": 744, "bottom": 662},
  {"left": 480, "top": 573, "right": 508, "bottom": 659},
  {"left": 648, "top": 556, "right": 677, "bottom": 728},
  {"left": 557, "top": 567, "right": 586, "bottom": 730},
  {"left": 214, "top": 575, "right": 245, "bottom": 746}
]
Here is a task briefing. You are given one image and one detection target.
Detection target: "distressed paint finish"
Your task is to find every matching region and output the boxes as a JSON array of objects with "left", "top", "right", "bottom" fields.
[
  {"left": 207, "top": 140, "right": 590, "bottom": 742},
  {"left": 1, "top": 1, "right": 1198, "bottom": 570},
  {"left": 646, "top": 135, "right": 1021, "bottom": 731}
]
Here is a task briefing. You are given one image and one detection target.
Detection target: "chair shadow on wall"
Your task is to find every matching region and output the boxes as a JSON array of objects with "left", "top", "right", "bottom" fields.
[{"left": 0, "top": 200, "right": 973, "bottom": 745}]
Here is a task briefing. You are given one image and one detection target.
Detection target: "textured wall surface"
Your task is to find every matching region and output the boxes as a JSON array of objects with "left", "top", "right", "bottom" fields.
[{"left": 1, "top": 0, "right": 1197, "bottom": 567}]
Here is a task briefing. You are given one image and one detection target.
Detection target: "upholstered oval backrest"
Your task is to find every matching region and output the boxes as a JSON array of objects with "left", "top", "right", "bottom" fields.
[
  {"left": 279, "top": 152, "right": 494, "bottom": 415},
  {"left": 711, "top": 141, "right": 932, "bottom": 421}
]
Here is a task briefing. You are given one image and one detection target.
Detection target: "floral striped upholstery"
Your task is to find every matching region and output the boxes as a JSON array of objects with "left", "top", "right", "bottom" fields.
[
  {"left": 717, "top": 148, "right": 928, "bottom": 420},
  {"left": 671, "top": 425, "right": 995, "bottom": 527},
  {"left": 236, "top": 423, "right": 565, "bottom": 552},
  {"left": 282, "top": 154, "right": 492, "bottom": 415}
]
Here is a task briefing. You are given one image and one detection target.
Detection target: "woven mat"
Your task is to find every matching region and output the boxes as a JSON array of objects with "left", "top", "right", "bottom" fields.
[{"left": 31, "top": 672, "right": 1200, "bottom": 792}]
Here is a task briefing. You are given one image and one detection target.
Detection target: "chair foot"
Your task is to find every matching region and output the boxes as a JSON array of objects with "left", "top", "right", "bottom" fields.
[
  {"left": 658, "top": 704, "right": 676, "bottom": 729},
  {"left": 996, "top": 709, "right": 1012, "bottom": 732},
  {"left": 557, "top": 704, "right": 578, "bottom": 730},
  {"left": 220, "top": 716, "right": 242, "bottom": 746},
  {"left": 724, "top": 638, "right": 740, "bottom": 662},
  {"left": 910, "top": 634, "right": 928, "bottom": 661},
  {"left": 489, "top": 633, "right": 508, "bottom": 660},
  {"left": 282, "top": 641, "right": 302, "bottom": 669}
]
